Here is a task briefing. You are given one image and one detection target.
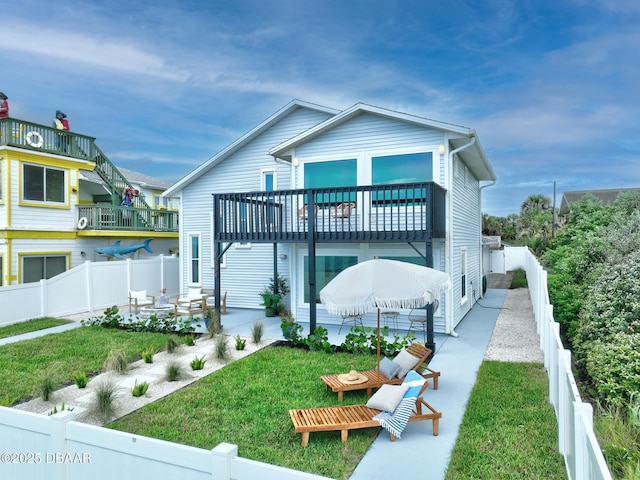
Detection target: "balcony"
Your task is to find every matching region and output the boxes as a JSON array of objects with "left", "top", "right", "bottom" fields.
[
  {"left": 77, "top": 205, "right": 178, "bottom": 232},
  {"left": 213, "top": 182, "right": 446, "bottom": 244},
  {"left": 0, "top": 117, "right": 100, "bottom": 162}
]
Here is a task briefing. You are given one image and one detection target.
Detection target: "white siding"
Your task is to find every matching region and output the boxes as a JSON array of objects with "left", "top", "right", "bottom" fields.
[
  {"left": 178, "top": 107, "right": 333, "bottom": 305},
  {"left": 450, "top": 155, "right": 482, "bottom": 328},
  {"left": 295, "top": 113, "right": 443, "bottom": 159}
]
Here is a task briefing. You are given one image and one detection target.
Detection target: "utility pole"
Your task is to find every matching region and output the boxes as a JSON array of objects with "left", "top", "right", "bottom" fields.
[{"left": 552, "top": 181, "right": 557, "bottom": 238}]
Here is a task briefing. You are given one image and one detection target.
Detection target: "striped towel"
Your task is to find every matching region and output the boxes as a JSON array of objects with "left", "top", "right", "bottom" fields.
[{"left": 373, "top": 371, "right": 426, "bottom": 439}]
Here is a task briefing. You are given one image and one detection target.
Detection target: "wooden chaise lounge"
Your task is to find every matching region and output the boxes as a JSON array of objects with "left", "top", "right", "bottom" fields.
[
  {"left": 320, "top": 343, "right": 441, "bottom": 402},
  {"left": 289, "top": 393, "right": 441, "bottom": 447}
]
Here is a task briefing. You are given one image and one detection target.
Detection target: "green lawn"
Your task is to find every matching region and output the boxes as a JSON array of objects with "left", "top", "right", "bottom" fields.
[
  {"left": 0, "top": 326, "right": 171, "bottom": 404},
  {"left": 0, "top": 317, "right": 71, "bottom": 339},
  {"left": 0, "top": 328, "right": 566, "bottom": 479},
  {"left": 445, "top": 361, "right": 566, "bottom": 479}
]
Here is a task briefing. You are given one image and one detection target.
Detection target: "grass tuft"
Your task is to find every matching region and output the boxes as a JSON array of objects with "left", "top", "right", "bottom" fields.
[
  {"left": 165, "top": 360, "right": 185, "bottom": 382},
  {"left": 90, "top": 377, "right": 119, "bottom": 422},
  {"left": 213, "top": 335, "right": 231, "bottom": 363},
  {"left": 104, "top": 348, "right": 129, "bottom": 374},
  {"left": 251, "top": 321, "right": 264, "bottom": 344},
  {"left": 39, "top": 376, "right": 57, "bottom": 402},
  {"left": 165, "top": 335, "right": 181, "bottom": 354}
]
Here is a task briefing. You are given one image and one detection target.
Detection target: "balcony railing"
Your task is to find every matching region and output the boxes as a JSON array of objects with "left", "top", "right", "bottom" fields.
[
  {"left": 0, "top": 117, "right": 99, "bottom": 161},
  {"left": 78, "top": 205, "right": 178, "bottom": 232},
  {"left": 213, "top": 182, "right": 446, "bottom": 243}
]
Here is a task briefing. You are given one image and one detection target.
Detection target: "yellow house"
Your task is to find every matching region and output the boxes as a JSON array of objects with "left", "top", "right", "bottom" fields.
[{"left": 0, "top": 117, "right": 179, "bottom": 285}]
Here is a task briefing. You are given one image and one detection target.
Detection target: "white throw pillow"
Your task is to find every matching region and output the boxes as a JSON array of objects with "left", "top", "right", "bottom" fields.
[
  {"left": 188, "top": 287, "right": 202, "bottom": 299},
  {"left": 392, "top": 349, "right": 421, "bottom": 379},
  {"left": 131, "top": 290, "right": 147, "bottom": 301},
  {"left": 366, "top": 384, "right": 410, "bottom": 412}
]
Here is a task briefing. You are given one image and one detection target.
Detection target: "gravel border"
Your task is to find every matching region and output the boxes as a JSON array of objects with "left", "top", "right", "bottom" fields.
[{"left": 484, "top": 288, "right": 544, "bottom": 363}]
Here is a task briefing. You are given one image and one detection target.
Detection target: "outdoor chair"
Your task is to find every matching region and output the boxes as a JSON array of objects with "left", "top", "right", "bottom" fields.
[
  {"left": 176, "top": 287, "right": 209, "bottom": 305},
  {"left": 408, "top": 299, "right": 440, "bottom": 344},
  {"left": 173, "top": 297, "right": 205, "bottom": 318},
  {"left": 297, "top": 204, "right": 319, "bottom": 220},
  {"left": 203, "top": 290, "right": 227, "bottom": 315},
  {"left": 128, "top": 290, "right": 155, "bottom": 314},
  {"left": 330, "top": 202, "right": 356, "bottom": 218},
  {"left": 291, "top": 371, "right": 441, "bottom": 447},
  {"left": 321, "top": 343, "right": 440, "bottom": 402}
]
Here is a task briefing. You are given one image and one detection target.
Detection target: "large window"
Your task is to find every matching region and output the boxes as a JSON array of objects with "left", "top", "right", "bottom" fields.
[
  {"left": 188, "top": 234, "right": 201, "bottom": 285},
  {"left": 372, "top": 152, "right": 432, "bottom": 205},
  {"left": 303, "top": 255, "right": 358, "bottom": 303},
  {"left": 304, "top": 159, "right": 357, "bottom": 205},
  {"left": 22, "top": 255, "right": 67, "bottom": 283},
  {"left": 23, "top": 164, "right": 66, "bottom": 203}
]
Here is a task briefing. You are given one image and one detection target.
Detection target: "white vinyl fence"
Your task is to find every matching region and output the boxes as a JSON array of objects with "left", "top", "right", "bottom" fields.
[
  {"left": 0, "top": 256, "right": 179, "bottom": 327},
  {"left": 0, "top": 408, "right": 330, "bottom": 480},
  {"left": 509, "top": 246, "right": 612, "bottom": 480}
]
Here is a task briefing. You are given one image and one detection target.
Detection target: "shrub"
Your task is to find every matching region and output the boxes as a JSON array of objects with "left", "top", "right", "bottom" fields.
[
  {"left": 183, "top": 334, "right": 195, "bottom": 346},
  {"left": 90, "top": 377, "right": 118, "bottom": 422},
  {"left": 585, "top": 333, "right": 640, "bottom": 406},
  {"left": 234, "top": 335, "right": 246, "bottom": 351},
  {"left": 165, "top": 360, "right": 185, "bottom": 382},
  {"left": 74, "top": 371, "right": 88, "bottom": 389},
  {"left": 574, "top": 250, "right": 640, "bottom": 372},
  {"left": 251, "top": 321, "right": 264, "bottom": 344},
  {"left": 190, "top": 355, "right": 207, "bottom": 371},
  {"left": 82, "top": 306, "right": 195, "bottom": 335},
  {"left": 132, "top": 380, "right": 149, "bottom": 397},
  {"left": 39, "top": 377, "right": 57, "bottom": 402},
  {"left": 104, "top": 348, "right": 129, "bottom": 374}
]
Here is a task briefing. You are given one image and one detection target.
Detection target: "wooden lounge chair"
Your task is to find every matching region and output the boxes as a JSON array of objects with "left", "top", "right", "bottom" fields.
[
  {"left": 321, "top": 343, "right": 440, "bottom": 401},
  {"left": 289, "top": 386, "right": 441, "bottom": 447}
]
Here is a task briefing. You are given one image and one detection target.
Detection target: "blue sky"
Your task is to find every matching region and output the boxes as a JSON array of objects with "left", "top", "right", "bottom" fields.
[{"left": 3, "top": 0, "right": 639, "bottom": 216}]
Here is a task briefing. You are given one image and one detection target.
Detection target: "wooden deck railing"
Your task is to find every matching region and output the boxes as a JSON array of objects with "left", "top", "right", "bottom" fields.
[{"left": 213, "top": 182, "right": 446, "bottom": 243}]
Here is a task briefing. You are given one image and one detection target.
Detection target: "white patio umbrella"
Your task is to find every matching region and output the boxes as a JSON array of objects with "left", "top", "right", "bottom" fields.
[{"left": 319, "top": 258, "right": 451, "bottom": 371}]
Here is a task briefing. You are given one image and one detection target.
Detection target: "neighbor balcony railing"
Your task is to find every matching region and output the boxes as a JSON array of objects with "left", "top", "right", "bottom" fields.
[
  {"left": 213, "top": 182, "right": 446, "bottom": 243},
  {"left": 78, "top": 205, "right": 178, "bottom": 232}
]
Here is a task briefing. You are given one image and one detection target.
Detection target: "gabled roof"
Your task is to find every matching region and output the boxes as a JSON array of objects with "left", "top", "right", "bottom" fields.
[
  {"left": 163, "top": 100, "right": 340, "bottom": 197},
  {"left": 117, "top": 166, "right": 171, "bottom": 190},
  {"left": 268, "top": 102, "right": 496, "bottom": 182},
  {"left": 559, "top": 187, "right": 640, "bottom": 215}
]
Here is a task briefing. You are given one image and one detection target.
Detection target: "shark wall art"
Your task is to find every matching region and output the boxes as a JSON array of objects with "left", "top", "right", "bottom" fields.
[{"left": 95, "top": 238, "right": 154, "bottom": 259}]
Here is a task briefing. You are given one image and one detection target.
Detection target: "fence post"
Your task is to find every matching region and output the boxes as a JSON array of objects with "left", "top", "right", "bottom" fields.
[
  {"left": 126, "top": 258, "right": 133, "bottom": 293},
  {"left": 211, "top": 442, "right": 238, "bottom": 480},
  {"left": 50, "top": 410, "right": 76, "bottom": 480},
  {"left": 84, "top": 261, "right": 93, "bottom": 312},
  {"left": 40, "top": 278, "right": 47, "bottom": 318},
  {"left": 160, "top": 254, "right": 165, "bottom": 293},
  {"left": 573, "top": 402, "right": 593, "bottom": 480}
]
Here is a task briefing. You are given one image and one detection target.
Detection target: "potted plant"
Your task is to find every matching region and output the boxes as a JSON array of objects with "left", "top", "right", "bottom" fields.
[
  {"left": 259, "top": 274, "right": 289, "bottom": 317},
  {"left": 260, "top": 290, "right": 282, "bottom": 317}
]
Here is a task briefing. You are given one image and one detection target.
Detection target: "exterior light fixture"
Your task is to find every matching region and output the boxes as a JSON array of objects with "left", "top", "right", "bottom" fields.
[
  {"left": 293, "top": 157, "right": 299, "bottom": 167},
  {"left": 438, "top": 144, "right": 445, "bottom": 155}
]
